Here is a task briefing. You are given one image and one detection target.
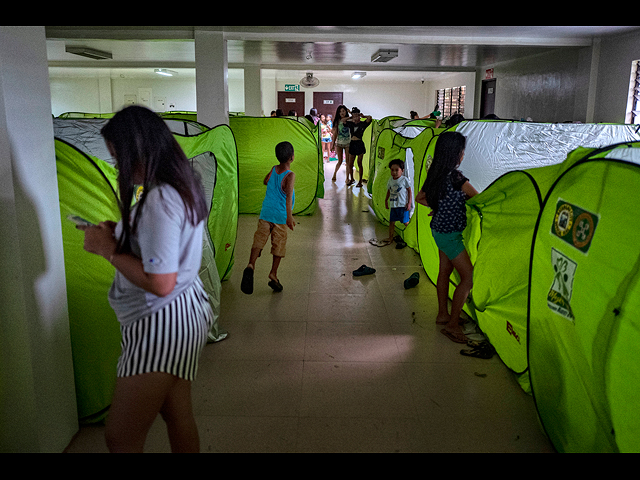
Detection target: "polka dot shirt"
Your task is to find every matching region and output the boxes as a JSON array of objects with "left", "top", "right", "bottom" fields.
[{"left": 430, "top": 170, "right": 469, "bottom": 234}]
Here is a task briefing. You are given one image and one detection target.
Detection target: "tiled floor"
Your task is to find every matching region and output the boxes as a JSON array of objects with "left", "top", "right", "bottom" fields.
[{"left": 65, "top": 162, "right": 554, "bottom": 453}]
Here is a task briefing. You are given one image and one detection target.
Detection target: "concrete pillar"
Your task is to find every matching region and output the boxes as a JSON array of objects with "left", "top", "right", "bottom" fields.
[
  {"left": 195, "top": 29, "right": 229, "bottom": 127},
  {"left": 0, "top": 26, "right": 78, "bottom": 453},
  {"left": 244, "top": 65, "right": 263, "bottom": 117}
]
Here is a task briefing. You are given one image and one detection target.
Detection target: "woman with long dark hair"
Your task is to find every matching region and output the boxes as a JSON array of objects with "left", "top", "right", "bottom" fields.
[
  {"left": 330, "top": 104, "right": 351, "bottom": 182},
  {"left": 78, "top": 105, "right": 213, "bottom": 452},
  {"left": 416, "top": 131, "right": 478, "bottom": 344}
]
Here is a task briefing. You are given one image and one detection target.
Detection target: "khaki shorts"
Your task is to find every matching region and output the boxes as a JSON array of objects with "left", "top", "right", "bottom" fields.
[{"left": 252, "top": 219, "right": 288, "bottom": 257}]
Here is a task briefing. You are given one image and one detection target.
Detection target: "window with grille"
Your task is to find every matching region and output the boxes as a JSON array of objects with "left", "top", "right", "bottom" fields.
[
  {"left": 436, "top": 86, "right": 466, "bottom": 118},
  {"left": 626, "top": 60, "right": 640, "bottom": 124}
]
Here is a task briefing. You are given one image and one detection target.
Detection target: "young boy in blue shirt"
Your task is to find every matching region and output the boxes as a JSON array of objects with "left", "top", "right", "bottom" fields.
[
  {"left": 241, "top": 141, "right": 296, "bottom": 294},
  {"left": 384, "top": 159, "right": 412, "bottom": 244}
]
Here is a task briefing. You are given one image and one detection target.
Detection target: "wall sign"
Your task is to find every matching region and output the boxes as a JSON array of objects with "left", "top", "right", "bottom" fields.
[{"left": 285, "top": 84, "right": 300, "bottom": 92}]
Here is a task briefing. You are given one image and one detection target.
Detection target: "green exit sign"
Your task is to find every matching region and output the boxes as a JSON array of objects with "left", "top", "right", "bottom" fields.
[{"left": 285, "top": 84, "right": 300, "bottom": 92}]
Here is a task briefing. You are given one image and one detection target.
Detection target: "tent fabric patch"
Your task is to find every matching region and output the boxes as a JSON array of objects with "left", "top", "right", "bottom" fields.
[
  {"left": 551, "top": 199, "right": 599, "bottom": 254},
  {"left": 547, "top": 248, "right": 577, "bottom": 321}
]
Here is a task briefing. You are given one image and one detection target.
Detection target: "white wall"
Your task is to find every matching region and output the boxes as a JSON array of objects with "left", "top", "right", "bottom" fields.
[
  {"left": 595, "top": 29, "right": 640, "bottom": 123},
  {"left": 52, "top": 68, "right": 479, "bottom": 121},
  {"left": 272, "top": 75, "right": 430, "bottom": 120}
]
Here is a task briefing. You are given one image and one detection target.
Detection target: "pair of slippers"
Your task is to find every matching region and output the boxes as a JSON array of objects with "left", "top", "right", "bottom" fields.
[
  {"left": 241, "top": 267, "right": 283, "bottom": 294},
  {"left": 460, "top": 341, "right": 496, "bottom": 359}
]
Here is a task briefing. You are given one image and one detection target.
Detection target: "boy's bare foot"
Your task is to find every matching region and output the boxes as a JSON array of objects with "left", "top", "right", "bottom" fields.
[
  {"left": 268, "top": 274, "right": 283, "bottom": 292},
  {"left": 436, "top": 314, "right": 451, "bottom": 325}
]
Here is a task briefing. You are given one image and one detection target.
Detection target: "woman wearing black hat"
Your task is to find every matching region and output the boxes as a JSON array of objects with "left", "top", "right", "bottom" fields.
[{"left": 345, "top": 107, "right": 372, "bottom": 187}]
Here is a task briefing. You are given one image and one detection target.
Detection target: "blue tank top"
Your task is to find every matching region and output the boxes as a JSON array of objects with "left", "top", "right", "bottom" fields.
[{"left": 259, "top": 166, "right": 295, "bottom": 224}]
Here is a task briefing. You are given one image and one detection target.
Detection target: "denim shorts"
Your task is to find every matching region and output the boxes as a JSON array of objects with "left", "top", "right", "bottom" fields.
[
  {"left": 432, "top": 229, "right": 466, "bottom": 260},
  {"left": 390, "top": 207, "right": 411, "bottom": 224}
]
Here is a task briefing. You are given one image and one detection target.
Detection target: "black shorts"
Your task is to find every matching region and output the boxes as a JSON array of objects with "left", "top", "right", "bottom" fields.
[{"left": 349, "top": 139, "right": 366, "bottom": 156}]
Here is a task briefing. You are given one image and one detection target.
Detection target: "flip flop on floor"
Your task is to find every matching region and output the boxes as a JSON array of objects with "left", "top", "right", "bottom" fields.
[
  {"left": 241, "top": 267, "right": 254, "bottom": 294},
  {"left": 460, "top": 342, "right": 496, "bottom": 359},
  {"left": 403, "top": 272, "right": 420, "bottom": 289},
  {"left": 352, "top": 264, "right": 376, "bottom": 276},
  {"left": 368, "top": 238, "right": 391, "bottom": 247},
  {"left": 441, "top": 328, "right": 468, "bottom": 344},
  {"left": 268, "top": 279, "right": 284, "bottom": 292}
]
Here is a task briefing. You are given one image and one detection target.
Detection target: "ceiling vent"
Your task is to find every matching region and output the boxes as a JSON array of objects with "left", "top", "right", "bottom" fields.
[
  {"left": 65, "top": 46, "right": 112, "bottom": 60},
  {"left": 371, "top": 49, "right": 398, "bottom": 63}
]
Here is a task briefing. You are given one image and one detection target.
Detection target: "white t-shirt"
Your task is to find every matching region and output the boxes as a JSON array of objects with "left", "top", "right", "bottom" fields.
[
  {"left": 108, "top": 184, "right": 204, "bottom": 325},
  {"left": 387, "top": 175, "right": 412, "bottom": 208}
]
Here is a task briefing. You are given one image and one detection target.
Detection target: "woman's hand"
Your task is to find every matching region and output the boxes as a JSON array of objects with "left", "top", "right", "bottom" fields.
[{"left": 78, "top": 221, "right": 117, "bottom": 260}]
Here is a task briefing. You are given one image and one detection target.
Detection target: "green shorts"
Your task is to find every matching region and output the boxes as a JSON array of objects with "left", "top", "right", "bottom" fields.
[{"left": 432, "top": 229, "right": 466, "bottom": 260}]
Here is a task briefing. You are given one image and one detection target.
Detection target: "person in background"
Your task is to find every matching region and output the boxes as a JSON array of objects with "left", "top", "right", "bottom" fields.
[
  {"left": 345, "top": 107, "right": 372, "bottom": 187},
  {"left": 241, "top": 141, "right": 296, "bottom": 295},
  {"left": 320, "top": 114, "right": 332, "bottom": 163},
  {"left": 77, "top": 105, "right": 214, "bottom": 452},
  {"left": 309, "top": 108, "right": 320, "bottom": 125},
  {"left": 330, "top": 105, "right": 351, "bottom": 182},
  {"left": 415, "top": 131, "right": 478, "bottom": 345},
  {"left": 384, "top": 159, "right": 412, "bottom": 245}
]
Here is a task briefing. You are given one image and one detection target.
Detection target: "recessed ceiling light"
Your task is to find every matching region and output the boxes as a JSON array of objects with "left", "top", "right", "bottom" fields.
[
  {"left": 352, "top": 71, "right": 366, "bottom": 79},
  {"left": 154, "top": 69, "right": 178, "bottom": 77}
]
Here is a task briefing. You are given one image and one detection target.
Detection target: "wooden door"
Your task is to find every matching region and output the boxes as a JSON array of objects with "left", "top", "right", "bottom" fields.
[
  {"left": 313, "top": 92, "right": 344, "bottom": 119},
  {"left": 480, "top": 79, "right": 496, "bottom": 118},
  {"left": 278, "top": 91, "right": 305, "bottom": 116}
]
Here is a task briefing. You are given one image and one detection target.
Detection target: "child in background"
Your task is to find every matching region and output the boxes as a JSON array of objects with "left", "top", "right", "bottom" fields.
[
  {"left": 416, "top": 131, "right": 478, "bottom": 344},
  {"left": 241, "top": 142, "right": 296, "bottom": 294},
  {"left": 385, "top": 159, "right": 412, "bottom": 244}
]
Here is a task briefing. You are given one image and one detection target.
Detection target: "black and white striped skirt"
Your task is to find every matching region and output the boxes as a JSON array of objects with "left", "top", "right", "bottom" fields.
[{"left": 117, "top": 278, "right": 214, "bottom": 381}]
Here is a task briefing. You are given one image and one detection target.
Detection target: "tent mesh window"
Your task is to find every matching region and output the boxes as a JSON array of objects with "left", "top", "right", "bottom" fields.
[{"left": 436, "top": 86, "right": 466, "bottom": 118}]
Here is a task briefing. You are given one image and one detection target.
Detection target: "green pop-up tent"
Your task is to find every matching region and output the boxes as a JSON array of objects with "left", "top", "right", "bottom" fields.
[
  {"left": 54, "top": 117, "right": 238, "bottom": 422},
  {"left": 229, "top": 116, "right": 324, "bottom": 216},
  {"left": 528, "top": 142, "right": 640, "bottom": 453}
]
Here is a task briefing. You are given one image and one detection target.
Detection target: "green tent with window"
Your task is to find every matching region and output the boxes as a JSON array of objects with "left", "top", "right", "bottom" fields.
[
  {"left": 54, "top": 118, "right": 238, "bottom": 422},
  {"left": 229, "top": 116, "right": 324, "bottom": 216}
]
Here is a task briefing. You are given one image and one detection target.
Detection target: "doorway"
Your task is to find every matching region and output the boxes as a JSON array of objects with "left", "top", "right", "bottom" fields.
[
  {"left": 480, "top": 79, "right": 496, "bottom": 118},
  {"left": 313, "top": 92, "right": 344, "bottom": 120},
  {"left": 278, "top": 91, "right": 305, "bottom": 116}
]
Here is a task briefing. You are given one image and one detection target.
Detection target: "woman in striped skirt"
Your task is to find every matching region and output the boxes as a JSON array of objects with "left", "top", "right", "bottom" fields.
[{"left": 78, "top": 106, "right": 213, "bottom": 453}]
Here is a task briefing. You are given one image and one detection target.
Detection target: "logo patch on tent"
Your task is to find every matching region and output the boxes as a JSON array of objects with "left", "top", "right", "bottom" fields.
[
  {"left": 551, "top": 199, "right": 598, "bottom": 254},
  {"left": 547, "top": 248, "right": 577, "bottom": 321}
]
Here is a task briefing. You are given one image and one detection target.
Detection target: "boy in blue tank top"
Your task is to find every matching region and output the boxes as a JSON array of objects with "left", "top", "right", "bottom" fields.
[{"left": 241, "top": 141, "right": 296, "bottom": 294}]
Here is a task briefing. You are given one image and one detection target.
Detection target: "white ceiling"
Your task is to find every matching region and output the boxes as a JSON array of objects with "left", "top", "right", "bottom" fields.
[{"left": 45, "top": 26, "right": 640, "bottom": 82}]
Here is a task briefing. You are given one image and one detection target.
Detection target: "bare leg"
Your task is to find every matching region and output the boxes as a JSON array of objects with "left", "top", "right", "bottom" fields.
[
  {"left": 436, "top": 250, "right": 454, "bottom": 325},
  {"left": 346, "top": 152, "right": 354, "bottom": 184},
  {"left": 447, "top": 249, "right": 473, "bottom": 330},
  {"left": 160, "top": 377, "right": 200, "bottom": 453},
  {"left": 356, "top": 155, "right": 364, "bottom": 187},
  {"left": 387, "top": 221, "right": 396, "bottom": 242},
  {"left": 105, "top": 372, "right": 198, "bottom": 453},
  {"left": 247, "top": 247, "right": 261, "bottom": 270},
  {"left": 269, "top": 255, "right": 282, "bottom": 282},
  {"left": 332, "top": 147, "right": 344, "bottom": 182}
]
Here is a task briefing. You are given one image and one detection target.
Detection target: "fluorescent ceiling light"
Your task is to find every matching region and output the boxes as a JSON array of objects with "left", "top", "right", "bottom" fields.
[
  {"left": 371, "top": 49, "right": 398, "bottom": 63},
  {"left": 352, "top": 71, "right": 366, "bottom": 79},
  {"left": 65, "top": 46, "right": 112, "bottom": 60},
  {"left": 154, "top": 69, "right": 178, "bottom": 77}
]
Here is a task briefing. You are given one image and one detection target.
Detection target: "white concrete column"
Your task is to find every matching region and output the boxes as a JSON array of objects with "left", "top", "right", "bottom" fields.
[
  {"left": 195, "top": 28, "right": 229, "bottom": 127},
  {"left": 244, "top": 65, "right": 263, "bottom": 117},
  {"left": 0, "top": 26, "right": 77, "bottom": 452}
]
